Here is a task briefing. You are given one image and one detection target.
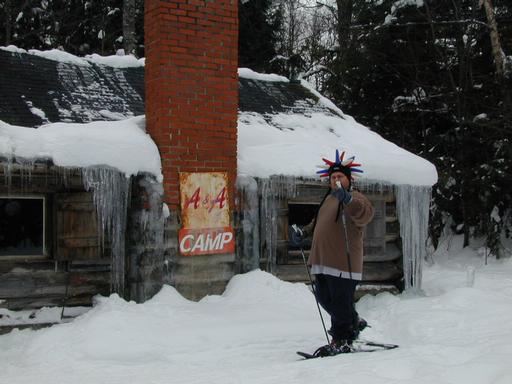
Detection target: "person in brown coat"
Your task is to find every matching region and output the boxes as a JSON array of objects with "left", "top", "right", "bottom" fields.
[{"left": 291, "top": 150, "right": 374, "bottom": 348}]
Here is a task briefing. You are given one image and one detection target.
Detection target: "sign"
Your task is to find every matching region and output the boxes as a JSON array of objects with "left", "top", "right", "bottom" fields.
[
  {"left": 179, "top": 172, "right": 234, "bottom": 256},
  {"left": 179, "top": 227, "right": 234, "bottom": 256}
]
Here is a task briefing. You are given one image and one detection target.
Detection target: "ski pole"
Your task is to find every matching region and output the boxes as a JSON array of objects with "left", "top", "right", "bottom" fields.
[
  {"left": 341, "top": 209, "right": 353, "bottom": 280},
  {"left": 298, "top": 243, "right": 331, "bottom": 345},
  {"left": 336, "top": 181, "right": 353, "bottom": 280}
]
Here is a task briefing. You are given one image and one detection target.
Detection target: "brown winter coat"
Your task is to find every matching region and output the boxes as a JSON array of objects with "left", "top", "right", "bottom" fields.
[{"left": 304, "top": 191, "right": 374, "bottom": 280}]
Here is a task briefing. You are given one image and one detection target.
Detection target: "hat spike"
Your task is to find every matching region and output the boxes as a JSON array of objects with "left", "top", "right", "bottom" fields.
[{"left": 316, "top": 148, "right": 363, "bottom": 179}]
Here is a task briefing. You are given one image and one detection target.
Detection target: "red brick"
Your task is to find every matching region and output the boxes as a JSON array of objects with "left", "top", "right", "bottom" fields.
[{"left": 146, "top": 0, "right": 238, "bottom": 205}]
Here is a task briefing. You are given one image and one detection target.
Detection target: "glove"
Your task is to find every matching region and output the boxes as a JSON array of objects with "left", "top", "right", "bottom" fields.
[
  {"left": 289, "top": 224, "right": 304, "bottom": 247},
  {"left": 331, "top": 186, "right": 352, "bottom": 205}
]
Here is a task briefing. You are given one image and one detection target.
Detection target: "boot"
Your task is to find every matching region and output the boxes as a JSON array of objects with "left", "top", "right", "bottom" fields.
[
  {"left": 357, "top": 317, "right": 368, "bottom": 332},
  {"left": 330, "top": 338, "right": 353, "bottom": 353}
]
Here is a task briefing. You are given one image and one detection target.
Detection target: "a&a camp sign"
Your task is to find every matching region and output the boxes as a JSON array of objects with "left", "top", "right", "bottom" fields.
[{"left": 178, "top": 172, "right": 235, "bottom": 256}]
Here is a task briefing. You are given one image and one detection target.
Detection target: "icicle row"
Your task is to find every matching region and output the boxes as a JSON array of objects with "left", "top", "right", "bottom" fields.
[
  {"left": 236, "top": 175, "right": 260, "bottom": 272},
  {"left": 258, "top": 175, "right": 298, "bottom": 273},
  {"left": 395, "top": 185, "right": 431, "bottom": 291},
  {"left": 82, "top": 167, "right": 130, "bottom": 296}
]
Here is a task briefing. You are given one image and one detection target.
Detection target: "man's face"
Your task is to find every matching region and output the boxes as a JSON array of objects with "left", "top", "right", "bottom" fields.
[{"left": 330, "top": 171, "right": 350, "bottom": 190}]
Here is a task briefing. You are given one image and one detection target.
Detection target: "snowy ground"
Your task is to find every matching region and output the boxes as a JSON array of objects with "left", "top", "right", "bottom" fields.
[{"left": 1, "top": 235, "right": 512, "bottom": 384}]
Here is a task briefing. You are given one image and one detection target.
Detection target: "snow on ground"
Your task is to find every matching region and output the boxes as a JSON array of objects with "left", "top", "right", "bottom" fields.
[{"left": 1, "top": 235, "right": 511, "bottom": 384}]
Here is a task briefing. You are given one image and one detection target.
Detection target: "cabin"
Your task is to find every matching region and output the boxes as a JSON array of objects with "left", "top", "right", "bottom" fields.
[
  {"left": 235, "top": 71, "right": 436, "bottom": 296},
  {"left": 0, "top": 1, "right": 437, "bottom": 331},
  {"left": 0, "top": 48, "right": 165, "bottom": 316}
]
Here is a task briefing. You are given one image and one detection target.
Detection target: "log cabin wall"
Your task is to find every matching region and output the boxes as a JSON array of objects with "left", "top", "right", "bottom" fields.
[
  {"left": 253, "top": 179, "right": 403, "bottom": 295},
  {"left": 0, "top": 163, "right": 166, "bottom": 310},
  {"left": 125, "top": 175, "right": 166, "bottom": 303},
  {"left": 0, "top": 164, "right": 110, "bottom": 310}
]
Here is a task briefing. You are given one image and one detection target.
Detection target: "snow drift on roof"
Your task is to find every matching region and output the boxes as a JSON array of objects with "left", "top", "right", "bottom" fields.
[
  {"left": 0, "top": 45, "right": 144, "bottom": 68},
  {"left": 238, "top": 68, "right": 290, "bottom": 83},
  {"left": 0, "top": 116, "right": 162, "bottom": 181},
  {"left": 237, "top": 110, "right": 437, "bottom": 186},
  {"left": 0, "top": 46, "right": 436, "bottom": 186}
]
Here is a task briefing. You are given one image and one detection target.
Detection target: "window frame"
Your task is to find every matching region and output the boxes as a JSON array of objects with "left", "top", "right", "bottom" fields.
[{"left": 0, "top": 195, "right": 48, "bottom": 260}]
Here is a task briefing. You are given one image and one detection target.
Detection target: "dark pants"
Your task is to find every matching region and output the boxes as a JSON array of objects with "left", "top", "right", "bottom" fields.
[{"left": 314, "top": 274, "right": 358, "bottom": 341}]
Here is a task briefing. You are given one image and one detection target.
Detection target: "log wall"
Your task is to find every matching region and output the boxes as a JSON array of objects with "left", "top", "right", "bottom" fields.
[
  {"left": 0, "top": 166, "right": 112, "bottom": 310},
  {"left": 258, "top": 181, "right": 403, "bottom": 295}
]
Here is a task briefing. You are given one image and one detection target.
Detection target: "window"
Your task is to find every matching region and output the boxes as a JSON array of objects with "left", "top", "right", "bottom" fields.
[{"left": 0, "top": 197, "right": 45, "bottom": 257}]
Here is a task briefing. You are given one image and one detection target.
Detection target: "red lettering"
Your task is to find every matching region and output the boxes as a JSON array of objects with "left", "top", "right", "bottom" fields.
[
  {"left": 185, "top": 187, "right": 201, "bottom": 209},
  {"left": 209, "top": 187, "right": 227, "bottom": 212}
]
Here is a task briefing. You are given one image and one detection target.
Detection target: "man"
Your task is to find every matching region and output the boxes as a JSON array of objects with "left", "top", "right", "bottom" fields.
[{"left": 291, "top": 150, "right": 374, "bottom": 350}]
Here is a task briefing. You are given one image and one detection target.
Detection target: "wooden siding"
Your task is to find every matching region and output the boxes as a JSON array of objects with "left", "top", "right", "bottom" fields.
[
  {"left": 0, "top": 164, "right": 112, "bottom": 311},
  {"left": 54, "top": 192, "right": 101, "bottom": 260},
  {"left": 261, "top": 181, "right": 403, "bottom": 294}
]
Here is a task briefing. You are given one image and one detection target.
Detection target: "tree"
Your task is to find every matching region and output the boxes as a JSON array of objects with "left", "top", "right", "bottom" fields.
[
  {"left": 238, "top": 0, "right": 281, "bottom": 73},
  {"left": 123, "top": 0, "right": 136, "bottom": 55},
  {"left": 287, "top": 0, "right": 512, "bottom": 254},
  {"left": 0, "top": 0, "right": 144, "bottom": 56}
]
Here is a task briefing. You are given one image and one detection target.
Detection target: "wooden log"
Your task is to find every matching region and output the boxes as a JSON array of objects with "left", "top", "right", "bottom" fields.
[
  {"left": 0, "top": 259, "right": 111, "bottom": 274},
  {"left": 0, "top": 270, "right": 110, "bottom": 298},
  {"left": 59, "top": 237, "right": 100, "bottom": 248},
  {"left": 356, "top": 284, "right": 400, "bottom": 300},
  {"left": 274, "top": 261, "right": 402, "bottom": 284},
  {"left": 364, "top": 243, "right": 401, "bottom": 262},
  {"left": 0, "top": 322, "right": 59, "bottom": 335},
  {"left": 286, "top": 244, "right": 401, "bottom": 263},
  {"left": 0, "top": 294, "right": 100, "bottom": 310}
]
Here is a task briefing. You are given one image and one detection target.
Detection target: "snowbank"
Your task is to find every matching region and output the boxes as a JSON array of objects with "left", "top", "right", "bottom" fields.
[
  {"left": 1, "top": 237, "right": 511, "bottom": 384},
  {"left": 0, "top": 116, "right": 162, "bottom": 181}
]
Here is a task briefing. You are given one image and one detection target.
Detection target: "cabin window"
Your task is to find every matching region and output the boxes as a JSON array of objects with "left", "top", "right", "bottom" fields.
[{"left": 0, "top": 197, "right": 45, "bottom": 257}]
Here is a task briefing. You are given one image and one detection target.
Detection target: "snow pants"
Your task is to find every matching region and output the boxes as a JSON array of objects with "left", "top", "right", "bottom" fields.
[{"left": 313, "top": 273, "right": 358, "bottom": 341}]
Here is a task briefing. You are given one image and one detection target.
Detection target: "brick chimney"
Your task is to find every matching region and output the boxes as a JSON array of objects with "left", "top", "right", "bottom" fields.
[
  {"left": 145, "top": 0, "right": 238, "bottom": 208},
  {"left": 144, "top": 0, "right": 239, "bottom": 300}
]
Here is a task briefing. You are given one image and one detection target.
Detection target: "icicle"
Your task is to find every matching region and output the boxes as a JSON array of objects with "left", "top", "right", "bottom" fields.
[
  {"left": 82, "top": 167, "right": 130, "bottom": 296},
  {"left": 395, "top": 184, "right": 432, "bottom": 292},
  {"left": 354, "top": 179, "right": 392, "bottom": 194},
  {"left": 257, "top": 175, "right": 298, "bottom": 273},
  {"left": 131, "top": 176, "right": 165, "bottom": 301},
  {"left": 1, "top": 156, "right": 14, "bottom": 193},
  {"left": 236, "top": 175, "right": 260, "bottom": 272}
]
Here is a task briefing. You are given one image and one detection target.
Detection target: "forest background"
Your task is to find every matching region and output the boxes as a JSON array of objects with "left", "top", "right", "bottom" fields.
[{"left": 1, "top": 0, "right": 511, "bottom": 256}]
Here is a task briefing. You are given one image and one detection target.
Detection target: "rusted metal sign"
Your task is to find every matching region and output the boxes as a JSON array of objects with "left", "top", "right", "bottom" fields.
[{"left": 179, "top": 172, "right": 235, "bottom": 256}]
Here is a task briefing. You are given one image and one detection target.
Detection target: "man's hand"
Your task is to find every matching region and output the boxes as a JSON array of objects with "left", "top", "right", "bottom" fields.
[
  {"left": 331, "top": 184, "right": 352, "bottom": 205},
  {"left": 289, "top": 224, "right": 304, "bottom": 247}
]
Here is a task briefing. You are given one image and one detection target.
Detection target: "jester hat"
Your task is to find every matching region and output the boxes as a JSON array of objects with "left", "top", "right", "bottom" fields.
[{"left": 316, "top": 149, "right": 363, "bottom": 181}]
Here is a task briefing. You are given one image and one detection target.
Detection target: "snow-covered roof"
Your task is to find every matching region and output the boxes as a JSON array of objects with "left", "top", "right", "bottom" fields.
[
  {"left": 0, "top": 117, "right": 162, "bottom": 181},
  {"left": 0, "top": 47, "right": 437, "bottom": 187},
  {"left": 0, "top": 45, "right": 145, "bottom": 68},
  {"left": 0, "top": 47, "right": 144, "bottom": 127},
  {"left": 238, "top": 69, "right": 437, "bottom": 186}
]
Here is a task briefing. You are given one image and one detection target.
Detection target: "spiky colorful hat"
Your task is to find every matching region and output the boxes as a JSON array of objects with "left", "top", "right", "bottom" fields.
[{"left": 316, "top": 149, "right": 363, "bottom": 180}]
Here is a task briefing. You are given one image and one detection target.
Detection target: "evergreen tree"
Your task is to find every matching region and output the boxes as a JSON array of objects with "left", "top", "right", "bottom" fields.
[
  {"left": 320, "top": 0, "right": 512, "bottom": 254},
  {"left": 0, "top": 0, "right": 143, "bottom": 56},
  {"left": 238, "top": 0, "right": 281, "bottom": 73}
]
